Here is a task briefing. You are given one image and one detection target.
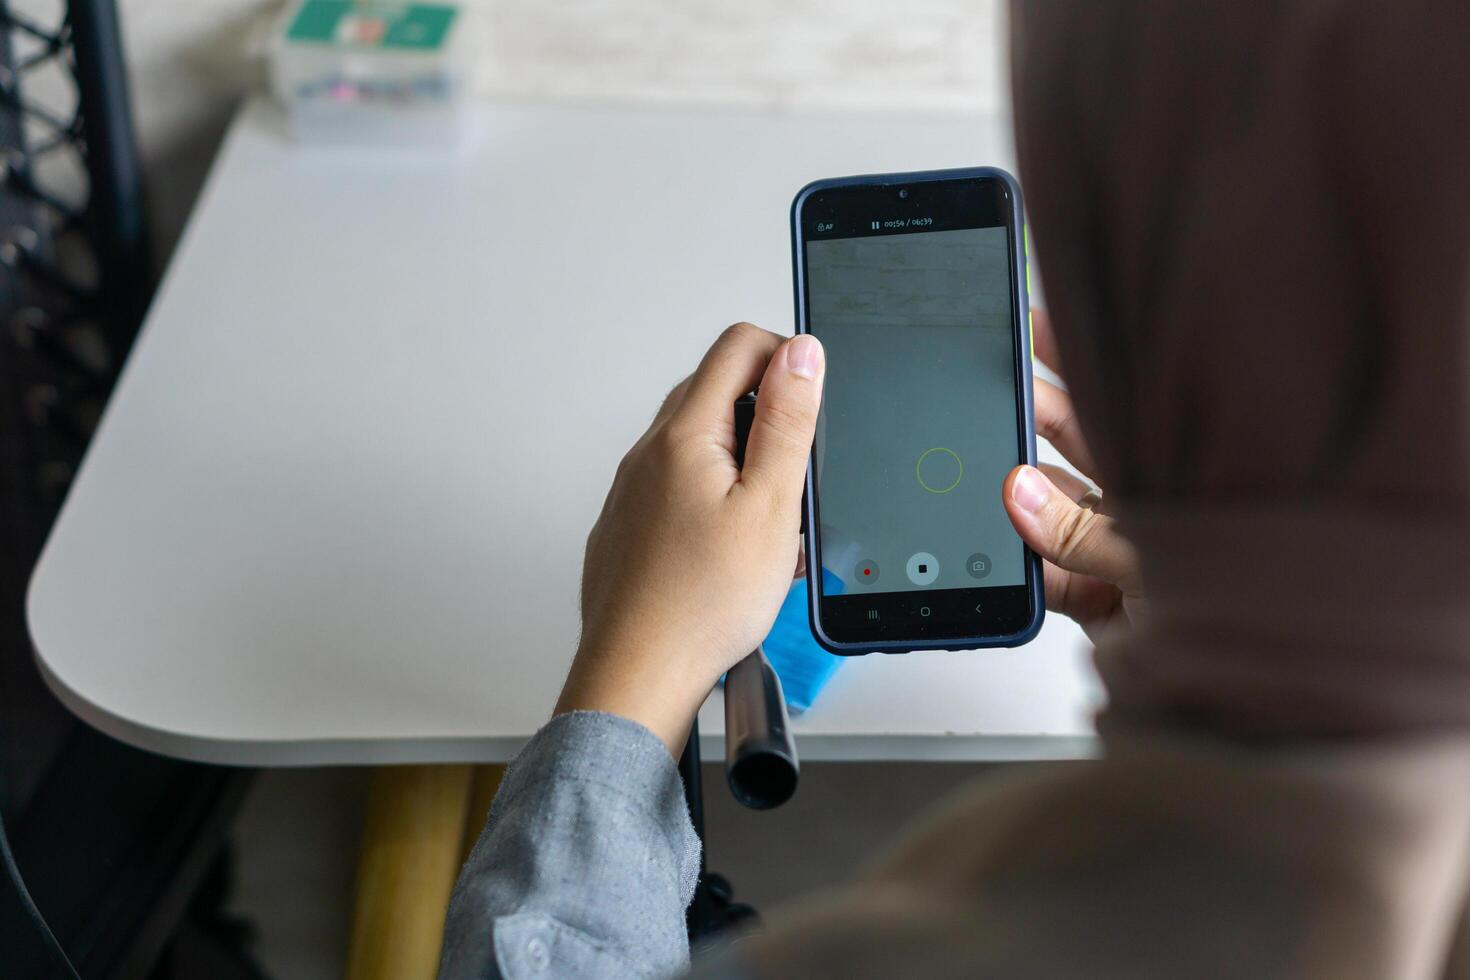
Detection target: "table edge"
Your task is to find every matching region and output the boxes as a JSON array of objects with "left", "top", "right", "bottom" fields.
[{"left": 32, "top": 649, "right": 1096, "bottom": 766}]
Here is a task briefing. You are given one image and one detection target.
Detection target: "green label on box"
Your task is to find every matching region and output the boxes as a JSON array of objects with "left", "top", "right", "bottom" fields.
[{"left": 287, "top": 1, "right": 457, "bottom": 51}]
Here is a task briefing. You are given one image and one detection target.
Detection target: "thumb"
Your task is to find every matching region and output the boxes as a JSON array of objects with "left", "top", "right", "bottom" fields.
[
  {"left": 1003, "top": 464, "right": 1139, "bottom": 591},
  {"left": 739, "top": 335, "right": 825, "bottom": 510}
]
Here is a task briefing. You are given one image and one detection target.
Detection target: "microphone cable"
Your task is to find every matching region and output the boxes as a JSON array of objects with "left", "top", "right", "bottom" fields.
[{"left": 0, "top": 802, "right": 81, "bottom": 979}]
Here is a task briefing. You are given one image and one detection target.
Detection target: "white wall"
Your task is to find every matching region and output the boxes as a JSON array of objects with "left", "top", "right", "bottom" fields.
[{"left": 14, "top": 0, "right": 1010, "bottom": 257}]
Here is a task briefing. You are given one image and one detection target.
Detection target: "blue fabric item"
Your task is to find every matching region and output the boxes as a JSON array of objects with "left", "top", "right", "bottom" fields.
[{"left": 761, "top": 569, "right": 846, "bottom": 712}]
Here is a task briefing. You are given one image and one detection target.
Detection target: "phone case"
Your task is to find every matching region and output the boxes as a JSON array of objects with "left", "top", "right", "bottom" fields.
[{"left": 790, "top": 166, "right": 1045, "bottom": 655}]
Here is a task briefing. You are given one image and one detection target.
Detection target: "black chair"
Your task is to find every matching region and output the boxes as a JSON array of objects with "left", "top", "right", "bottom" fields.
[{"left": 1, "top": 3, "right": 259, "bottom": 976}]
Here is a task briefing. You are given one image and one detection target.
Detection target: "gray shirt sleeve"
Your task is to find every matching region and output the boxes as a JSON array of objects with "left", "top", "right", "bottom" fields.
[{"left": 439, "top": 711, "right": 702, "bottom": 980}]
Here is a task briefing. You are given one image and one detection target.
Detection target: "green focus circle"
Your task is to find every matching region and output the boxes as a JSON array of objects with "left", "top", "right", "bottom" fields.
[{"left": 915, "top": 447, "right": 964, "bottom": 494}]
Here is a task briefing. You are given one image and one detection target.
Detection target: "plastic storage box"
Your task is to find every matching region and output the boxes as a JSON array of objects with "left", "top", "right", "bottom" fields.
[{"left": 270, "top": 1, "right": 468, "bottom": 144}]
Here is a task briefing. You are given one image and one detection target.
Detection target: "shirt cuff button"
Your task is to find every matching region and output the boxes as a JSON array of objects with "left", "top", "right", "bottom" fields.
[{"left": 526, "top": 935, "right": 550, "bottom": 972}]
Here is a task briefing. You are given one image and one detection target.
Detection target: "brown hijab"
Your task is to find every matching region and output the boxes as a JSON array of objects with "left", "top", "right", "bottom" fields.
[{"left": 1011, "top": 1, "right": 1470, "bottom": 737}]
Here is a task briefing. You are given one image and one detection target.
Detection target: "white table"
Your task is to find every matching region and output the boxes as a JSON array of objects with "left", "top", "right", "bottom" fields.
[{"left": 27, "top": 98, "right": 1101, "bottom": 768}]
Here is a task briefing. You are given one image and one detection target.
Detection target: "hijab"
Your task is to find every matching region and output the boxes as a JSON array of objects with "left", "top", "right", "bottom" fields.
[{"left": 1011, "top": 0, "right": 1470, "bottom": 737}]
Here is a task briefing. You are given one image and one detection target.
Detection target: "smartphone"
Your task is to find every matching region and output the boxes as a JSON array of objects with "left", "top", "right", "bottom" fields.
[{"left": 792, "top": 167, "right": 1044, "bottom": 654}]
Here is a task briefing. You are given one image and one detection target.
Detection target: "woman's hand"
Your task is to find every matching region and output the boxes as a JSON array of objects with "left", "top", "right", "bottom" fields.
[
  {"left": 1003, "top": 309, "right": 1146, "bottom": 642},
  {"left": 556, "top": 323, "right": 825, "bottom": 755}
]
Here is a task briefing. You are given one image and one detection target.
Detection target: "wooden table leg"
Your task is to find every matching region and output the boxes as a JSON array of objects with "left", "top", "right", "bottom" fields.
[
  {"left": 460, "top": 765, "right": 507, "bottom": 863},
  {"left": 344, "top": 765, "right": 475, "bottom": 980}
]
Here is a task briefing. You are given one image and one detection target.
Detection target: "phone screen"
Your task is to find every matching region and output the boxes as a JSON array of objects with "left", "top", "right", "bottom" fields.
[{"left": 797, "top": 173, "right": 1038, "bottom": 648}]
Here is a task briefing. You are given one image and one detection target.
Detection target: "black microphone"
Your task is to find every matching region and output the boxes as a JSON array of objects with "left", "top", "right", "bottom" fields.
[{"left": 724, "top": 393, "right": 801, "bottom": 809}]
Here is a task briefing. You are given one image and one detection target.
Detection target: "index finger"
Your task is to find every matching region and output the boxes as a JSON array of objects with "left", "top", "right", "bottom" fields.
[
  {"left": 679, "top": 322, "right": 785, "bottom": 423},
  {"left": 1034, "top": 378, "right": 1098, "bottom": 478},
  {"left": 1030, "top": 307, "right": 1064, "bottom": 377}
]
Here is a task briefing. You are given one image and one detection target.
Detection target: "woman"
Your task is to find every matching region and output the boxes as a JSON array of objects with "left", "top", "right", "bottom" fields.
[{"left": 441, "top": 2, "right": 1470, "bottom": 976}]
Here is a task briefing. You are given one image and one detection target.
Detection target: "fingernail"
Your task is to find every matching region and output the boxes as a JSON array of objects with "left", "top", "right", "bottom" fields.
[
  {"left": 786, "top": 335, "right": 823, "bottom": 379},
  {"left": 1011, "top": 466, "right": 1049, "bottom": 513}
]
